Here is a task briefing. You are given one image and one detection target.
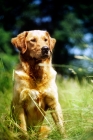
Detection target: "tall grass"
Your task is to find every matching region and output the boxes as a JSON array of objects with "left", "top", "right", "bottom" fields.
[
  {"left": 57, "top": 75, "right": 93, "bottom": 140},
  {"left": 1, "top": 64, "right": 93, "bottom": 139}
]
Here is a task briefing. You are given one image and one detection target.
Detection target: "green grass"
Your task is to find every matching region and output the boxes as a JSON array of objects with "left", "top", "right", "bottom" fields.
[
  {"left": 1, "top": 71, "right": 93, "bottom": 140},
  {"left": 57, "top": 76, "right": 93, "bottom": 140}
]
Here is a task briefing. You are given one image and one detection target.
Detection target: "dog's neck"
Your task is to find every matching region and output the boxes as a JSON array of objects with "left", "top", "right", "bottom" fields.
[{"left": 20, "top": 53, "right": 51, "bottom": 81}]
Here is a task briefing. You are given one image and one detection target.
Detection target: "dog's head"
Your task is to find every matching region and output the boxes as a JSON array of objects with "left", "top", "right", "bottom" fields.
[{"left": 11, "top": 30, "right": 56, "bottom": 60}]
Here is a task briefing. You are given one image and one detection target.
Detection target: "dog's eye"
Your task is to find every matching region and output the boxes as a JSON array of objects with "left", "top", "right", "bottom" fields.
[
  {"left": 44, "top": 38, "right": 48, "bottom": 42},
  {"left": 30, "top": 38, "right": 36, "bottom": 42}
]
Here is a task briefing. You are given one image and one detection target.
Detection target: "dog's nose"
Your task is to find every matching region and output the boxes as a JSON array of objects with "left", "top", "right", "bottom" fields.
[{"left": 42, "top": 46, "right": 49, "bottom": 55}]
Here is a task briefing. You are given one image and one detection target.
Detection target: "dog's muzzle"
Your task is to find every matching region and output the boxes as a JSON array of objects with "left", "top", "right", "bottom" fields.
[{"left": 41, "top": 46, "right": 50, "bottom": 57}]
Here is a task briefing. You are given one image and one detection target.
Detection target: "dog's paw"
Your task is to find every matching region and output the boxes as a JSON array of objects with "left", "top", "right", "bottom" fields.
[
  {"left": 20, "top": 89, "right": 30, "bottom": 102},
  {"left": 38, "top": 125, "right": 51, "bottom": 139},
  {"left": 30, "top": 89, "right": 39, "bottom": 100},
  {"left": 20, "top": 88, "right": 39, "bottom": 102}
]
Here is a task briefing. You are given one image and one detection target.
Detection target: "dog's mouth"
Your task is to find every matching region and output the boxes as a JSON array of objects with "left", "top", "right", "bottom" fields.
[{"left": 41, "top": 53, "right": 50, "bottom": 59}]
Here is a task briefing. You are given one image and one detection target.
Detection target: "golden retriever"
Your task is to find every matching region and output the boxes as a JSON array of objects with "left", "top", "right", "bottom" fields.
[{"left": 11, "top": 30, "right": 65, "bottom": 138}]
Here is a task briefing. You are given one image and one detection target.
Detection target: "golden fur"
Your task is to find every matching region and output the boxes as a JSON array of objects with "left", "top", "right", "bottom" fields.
[{"left": 11, "top": 30, "right": 65, "bottom": 138}]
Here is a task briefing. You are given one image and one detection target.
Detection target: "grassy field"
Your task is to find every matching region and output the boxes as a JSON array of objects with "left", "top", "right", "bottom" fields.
[{"left": 0, "top": 69, "right": 93, "bottom": 140}]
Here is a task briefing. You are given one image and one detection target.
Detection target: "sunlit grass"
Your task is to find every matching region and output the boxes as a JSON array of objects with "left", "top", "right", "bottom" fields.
[
  {"left": 1, "top": 69, "right": 93, "bottom": 139},
  {"left": 57, "top": 75, "right": 93, "bottom": 140}
]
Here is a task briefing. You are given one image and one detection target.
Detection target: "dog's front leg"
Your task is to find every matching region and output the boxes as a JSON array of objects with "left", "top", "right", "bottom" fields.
[
  {"left": 45, "top": 96, "right": 65, "bottom": 136},
  {"left": 12, "top": 104, "right": 27, "bottom": 132},
  {"left": 18, "top": 107, "right": 27, "bottom": 132},
  {"left": 51, "top": 102, "right": 65, "bottom": 135},
  {"left": 13, "top": 88, "right": 40, "bottom": 132}
]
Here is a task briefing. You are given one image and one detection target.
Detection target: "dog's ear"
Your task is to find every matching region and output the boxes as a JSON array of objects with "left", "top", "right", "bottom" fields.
[
  {"left": 50, "top": 37, "right": 56, "bottom": 50},
  {"left": 46, "top": 31, "right": 56, "bottom": 51},
  {"left": 11, "top": 31, "right": 28, "bottom": 54}
]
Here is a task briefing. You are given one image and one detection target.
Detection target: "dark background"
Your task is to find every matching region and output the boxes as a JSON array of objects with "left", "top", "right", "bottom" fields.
[{"left": 1, "top": 0, "right": 93, "bottom": 79}]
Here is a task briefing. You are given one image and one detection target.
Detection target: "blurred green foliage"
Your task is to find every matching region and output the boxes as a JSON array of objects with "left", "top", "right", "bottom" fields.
[
  {"left": 0, "top": 28, "right": 18, "bottom": 92},
  {"left": 0, "top": 1, "right": 93, "bottom": 80},
  {"left": 0, "top": 56, "right": 18, "bottom": 92},
  {"left": 0, "top": 28, "right": 12, "bottom": 54}
]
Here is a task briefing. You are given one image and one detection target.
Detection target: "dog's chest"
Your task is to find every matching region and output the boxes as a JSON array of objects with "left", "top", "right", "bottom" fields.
[{"left": 23, "top": 90, "right": 46, "bottom": 126}]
